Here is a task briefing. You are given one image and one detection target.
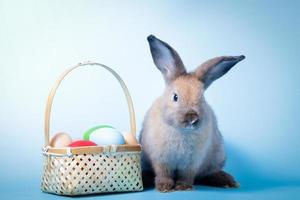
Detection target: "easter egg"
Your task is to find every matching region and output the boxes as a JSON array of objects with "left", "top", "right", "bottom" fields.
[
  {"left": 68, "top": 140, "right": 97, "bottom": 147},
  {"left": 49, "top": 132, "right": 72, "bottom": 147},
  {"left": 123, "top": 132, "right": 138, "bottom": 145},
  {"left": 83, "top": 125, "right": 125, "bottom": 145}
]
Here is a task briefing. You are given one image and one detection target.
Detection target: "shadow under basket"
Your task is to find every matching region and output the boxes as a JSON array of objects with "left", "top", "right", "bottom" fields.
[{"left": 41, "top": 62, "right": 143, "bottom": 196}]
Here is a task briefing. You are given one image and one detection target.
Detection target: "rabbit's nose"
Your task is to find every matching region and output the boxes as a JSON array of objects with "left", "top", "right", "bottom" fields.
[{"left": 184, "top": 112, "right": 199, "bottom": 126}]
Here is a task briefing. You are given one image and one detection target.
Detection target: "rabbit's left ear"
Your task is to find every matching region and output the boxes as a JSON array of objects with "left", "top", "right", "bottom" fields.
[
  {"left": 147, "top": 35, "right": 186, "bottom": 83},
  {"left": 195, "top": 55, "right": 245, "bottom": 89}
]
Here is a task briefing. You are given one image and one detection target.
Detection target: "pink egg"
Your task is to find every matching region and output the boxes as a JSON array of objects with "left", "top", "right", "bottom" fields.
[
  {"left": 68, "top": 140, "right": 97, "bottom": 147},
  {"left": 49, "top": 132, "right": 72, "bottom": 147}
]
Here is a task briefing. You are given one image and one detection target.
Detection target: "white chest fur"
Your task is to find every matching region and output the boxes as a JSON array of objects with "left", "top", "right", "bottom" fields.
[{"left": 147, "top": 117, "right": 213, "bottom": 172}]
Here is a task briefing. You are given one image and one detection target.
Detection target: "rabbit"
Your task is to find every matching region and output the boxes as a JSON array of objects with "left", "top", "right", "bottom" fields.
[{"left": 139, "top": 35, "right": 245, "bottom": 192}]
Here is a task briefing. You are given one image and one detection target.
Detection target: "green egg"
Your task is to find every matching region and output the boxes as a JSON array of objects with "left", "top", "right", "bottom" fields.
[{"left": 83, "top": 125, "right": 114, "bottom": 140}]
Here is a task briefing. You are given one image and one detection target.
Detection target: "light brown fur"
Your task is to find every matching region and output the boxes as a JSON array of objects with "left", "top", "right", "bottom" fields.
[{"left": 140, "top": 35, "right": 245, "bottom": 192}]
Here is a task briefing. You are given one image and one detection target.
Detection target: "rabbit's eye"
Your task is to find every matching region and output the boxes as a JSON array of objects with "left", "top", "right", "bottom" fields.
[{"left": 173, "top": 93, "right": 178, "bottom": 102}]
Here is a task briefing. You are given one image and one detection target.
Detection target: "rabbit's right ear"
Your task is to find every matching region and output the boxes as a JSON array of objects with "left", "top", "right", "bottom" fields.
[
  {"left": 195, "top": 55, "right": 245, "bottom": 89},
  {"left": 147, "top": 35, "right": 186, "bottom": 83}
]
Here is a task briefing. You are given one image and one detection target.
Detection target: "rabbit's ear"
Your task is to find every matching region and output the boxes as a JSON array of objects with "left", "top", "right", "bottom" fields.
[
  {"left": 195, "top": 55, "right": 245, "bottom": 89},
  {"left": 147, "top": 35, "right": 186, "bottom": 83}
]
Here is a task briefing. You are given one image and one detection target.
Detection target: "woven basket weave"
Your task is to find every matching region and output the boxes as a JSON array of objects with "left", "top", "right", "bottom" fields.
[{"left": 41, "top": 62, "right": 143, "bottom": 196}]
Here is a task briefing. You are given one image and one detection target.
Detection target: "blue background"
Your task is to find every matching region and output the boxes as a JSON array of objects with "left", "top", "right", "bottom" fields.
[{"left": 0, "top": 0, "right": 299, "bottom": 199}]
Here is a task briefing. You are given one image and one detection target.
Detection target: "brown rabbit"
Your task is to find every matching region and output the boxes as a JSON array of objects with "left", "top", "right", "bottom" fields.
[{"left": 139, "top": 35, "right": 245, "bottom": 192}]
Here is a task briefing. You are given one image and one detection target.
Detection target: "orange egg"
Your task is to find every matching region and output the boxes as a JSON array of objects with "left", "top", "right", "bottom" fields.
[{"left": 123, "top": 132, "right": 138, "bottom": 145}]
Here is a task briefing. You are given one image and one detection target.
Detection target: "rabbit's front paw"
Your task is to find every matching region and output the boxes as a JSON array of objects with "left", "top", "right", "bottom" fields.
[
  {"left": 175, "top": 182, "right": 193, "bottom": 191},
  {"left": 155, "top": 177, "right": 174, "bottom": 192}
]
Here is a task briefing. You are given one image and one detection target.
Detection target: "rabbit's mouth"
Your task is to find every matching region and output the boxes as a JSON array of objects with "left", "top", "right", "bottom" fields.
[
  {"left": 183, "top": 125, "right": 198, "bottom": 131},
  {"left": 182, "top": 119, "right": 201, "bottom": 130}
]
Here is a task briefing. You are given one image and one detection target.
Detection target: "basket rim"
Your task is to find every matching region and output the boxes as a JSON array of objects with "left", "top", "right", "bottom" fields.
[{"left": 43, "top": 144, "right": 141, "bottom": 156}]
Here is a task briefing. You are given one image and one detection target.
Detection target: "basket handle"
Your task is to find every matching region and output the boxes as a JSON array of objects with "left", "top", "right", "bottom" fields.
[{"left": 44, "top": 62, "right": 136, "bottom": 146}]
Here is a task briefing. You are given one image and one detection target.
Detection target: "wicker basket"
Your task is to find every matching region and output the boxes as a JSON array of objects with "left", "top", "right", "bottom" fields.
[{"left": 41, "top": 62, "right": 143, "bottom": 196}]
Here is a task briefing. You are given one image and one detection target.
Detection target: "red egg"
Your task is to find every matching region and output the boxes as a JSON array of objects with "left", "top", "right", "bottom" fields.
[{"left": 68, "top": 140, "right": 97, "bottom": 147}]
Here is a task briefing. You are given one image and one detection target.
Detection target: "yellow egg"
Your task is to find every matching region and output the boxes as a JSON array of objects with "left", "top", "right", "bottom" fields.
[
  {"left": 49, "top": 132, "right": 72, "bottom": 147},
  {"left": 123, "top": 132, "right": 138, "bottom": 145}
]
